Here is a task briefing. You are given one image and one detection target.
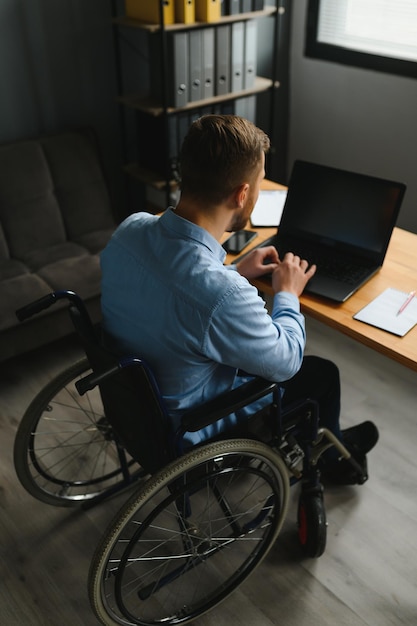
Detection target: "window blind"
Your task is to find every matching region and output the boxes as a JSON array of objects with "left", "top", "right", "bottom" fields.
[{"left": 317, "top": 0, "right": 417, "bottom": 63}]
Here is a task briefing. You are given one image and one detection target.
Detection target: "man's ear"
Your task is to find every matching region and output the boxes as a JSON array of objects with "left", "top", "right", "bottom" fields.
[{"left": 235, "top": 182, "right": 250, "bottom": 208}]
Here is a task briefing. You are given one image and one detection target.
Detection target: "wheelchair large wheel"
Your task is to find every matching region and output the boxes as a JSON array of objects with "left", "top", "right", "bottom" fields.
[
  {"left": 14, "top": 358, "right": 138, "bottom": 507},
  {"left": 89, "top": 438, "right": 290, "bottom": 626}
]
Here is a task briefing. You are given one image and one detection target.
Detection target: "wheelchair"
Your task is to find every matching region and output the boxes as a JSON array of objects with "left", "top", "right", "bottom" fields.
[{"left": 14, "top": 290, "right": 366, "bottom": 626}]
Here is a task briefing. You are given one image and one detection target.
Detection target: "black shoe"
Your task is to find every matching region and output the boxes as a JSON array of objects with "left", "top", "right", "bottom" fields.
[
  {"left": 341, "top": 421, "right": 379, "bottom": 456},
  {"left": 321, "top": 453, "right": 368, "bottom": 486},
  {"left": 320, "top": 421, "right": 377, "bottom": 486}
]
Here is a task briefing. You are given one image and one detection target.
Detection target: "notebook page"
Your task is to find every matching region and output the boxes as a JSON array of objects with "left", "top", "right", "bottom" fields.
[
  {"left": 250, "top": 189, "right": 287, "bottom": 227},
  {"left": 353, "top": 288, "right": 417, "bottom": 336}
]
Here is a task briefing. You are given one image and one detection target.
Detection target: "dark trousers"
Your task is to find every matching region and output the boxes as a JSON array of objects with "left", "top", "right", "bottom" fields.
[{"left": 281, "top": 355, "right": 342, "bottom": 460}]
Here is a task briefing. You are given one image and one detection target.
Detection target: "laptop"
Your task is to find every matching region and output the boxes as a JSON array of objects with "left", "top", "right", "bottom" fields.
[{"left": 246, "top": 160, "right": 406, "bottom": 302}]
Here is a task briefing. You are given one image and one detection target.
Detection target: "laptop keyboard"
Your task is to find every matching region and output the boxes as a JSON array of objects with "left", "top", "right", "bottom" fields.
[{"left": 276, "top": 242, "right": 373, "bottom": 286}]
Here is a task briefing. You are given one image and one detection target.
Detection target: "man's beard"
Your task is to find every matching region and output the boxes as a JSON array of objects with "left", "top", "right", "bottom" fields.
[{"left": 227, "top": 208, "right": 249, "bottom": 233}]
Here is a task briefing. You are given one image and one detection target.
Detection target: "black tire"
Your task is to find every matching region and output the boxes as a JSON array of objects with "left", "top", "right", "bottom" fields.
[
  {"left": 89, "top": 439, "right": 290, "bottom": 625},
  {"left": 297, "top": 491, "right": 327, "bottom": 558},
  {"left": 13, "top": 358, "right": 137, "bottom": 506}
]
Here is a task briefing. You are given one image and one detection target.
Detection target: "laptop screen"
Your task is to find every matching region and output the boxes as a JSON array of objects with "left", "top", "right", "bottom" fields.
[{"left": 279, "top": 161, "right": 406, "bottom": 260}]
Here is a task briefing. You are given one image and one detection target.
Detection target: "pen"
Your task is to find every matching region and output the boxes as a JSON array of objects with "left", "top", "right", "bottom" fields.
[{"left": 396, "top": 290, "right": 416, "bottom": 316}]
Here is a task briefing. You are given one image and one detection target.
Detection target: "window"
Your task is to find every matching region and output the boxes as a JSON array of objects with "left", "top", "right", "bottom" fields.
[{"left": 305, "top": 0, "right": 417, "bottom": 79}]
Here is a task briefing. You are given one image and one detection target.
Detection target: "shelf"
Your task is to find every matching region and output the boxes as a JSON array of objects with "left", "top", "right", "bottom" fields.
[
  {"left": 113, "top": 8, "right": 276, "bottom": 33},
  {"left": 124, "top": 163, "right": 178, "bottom": 191},
  {"left": 118, "top": 77, "right": 274, "bottom": 117}
]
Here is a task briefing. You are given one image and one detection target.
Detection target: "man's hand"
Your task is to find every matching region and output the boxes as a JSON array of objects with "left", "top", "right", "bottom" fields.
[
  {"left": 236, "top": 246, "right": 316, "bottom": 297},
  {"left": 235, "top": 246, "right": 279, "bottom": 279},
  {"left": 271, "top": 252, "right": 316, "bottom": 297}
]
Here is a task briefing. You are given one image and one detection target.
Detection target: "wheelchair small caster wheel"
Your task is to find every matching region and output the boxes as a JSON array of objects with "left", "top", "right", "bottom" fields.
[{"left": 297, "top": 491, "right": 327, "bottom": 558}]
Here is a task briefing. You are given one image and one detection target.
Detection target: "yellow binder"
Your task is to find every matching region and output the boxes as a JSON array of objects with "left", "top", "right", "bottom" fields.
[
  {"left": 195, "top": 0, "right": 221, "bottom": 23},
  {"left": 125, "top": 0, "right": 175, "bottom": 25},
  {"left": 175, "top": 0, "right": 195, "bottom": 24}
]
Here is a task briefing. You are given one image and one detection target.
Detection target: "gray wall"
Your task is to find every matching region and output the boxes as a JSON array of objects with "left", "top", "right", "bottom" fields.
[
  {"left": 288, "top": 0, "right": 417, "bottom": 234},
  {"left": 0, "top": 0, "right": 123, "bottom": 215}
]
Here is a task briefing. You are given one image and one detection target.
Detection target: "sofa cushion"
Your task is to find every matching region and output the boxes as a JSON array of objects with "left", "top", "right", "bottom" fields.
[
  {"left": 74, "top": 228, "right": 115, "bottom": 254},
  {"left": 0, "top": 223, "right": 9, "bottom": 259},
  {"left": 0, "top": 259, "right": 29, "bottom": 281},
  {"left": 0, "top": 273, "right": 54, "bottom": 333},
  {"left": 21, "top": 241, "right": 89, "bottom": 271},
  {"left": 41, "top": 131, "right": 116, "bottom": 240},
  {"left": 37, "top": 254, "right": 102, "bottom": 299},
  {"left": 0, "top": 141, "right": 67, "bottom": 259}
]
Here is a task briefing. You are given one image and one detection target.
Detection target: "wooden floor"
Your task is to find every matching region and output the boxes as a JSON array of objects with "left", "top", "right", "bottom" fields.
[{"left": 1, "top": 315, "right": 417, "bottom": 626}]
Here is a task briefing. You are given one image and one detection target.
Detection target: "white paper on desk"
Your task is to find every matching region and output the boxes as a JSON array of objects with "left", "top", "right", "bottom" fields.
[
  {"left": 250, "top": 189, "right": 287, "bottom": 227},
  {"left": 353, "top": 288, "right": 417, "bottom": 336}
]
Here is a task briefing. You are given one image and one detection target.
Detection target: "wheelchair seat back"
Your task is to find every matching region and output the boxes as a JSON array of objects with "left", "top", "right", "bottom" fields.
[{"left": 69, "top": 304, "right": 172, "bottom": 475}]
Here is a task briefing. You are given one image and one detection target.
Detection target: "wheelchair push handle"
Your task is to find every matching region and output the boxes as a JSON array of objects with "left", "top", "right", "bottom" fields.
[
  {"left": 16, "top": 293, "right": 58, "bottom": 321},
  {"left": 15, "top": 290, "right": 87, "bottom": 321}
]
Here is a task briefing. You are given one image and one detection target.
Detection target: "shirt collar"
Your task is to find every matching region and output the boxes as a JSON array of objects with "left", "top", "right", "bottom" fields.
[{"left": 160, "top": 207, "right": 227, "bottom": 263}]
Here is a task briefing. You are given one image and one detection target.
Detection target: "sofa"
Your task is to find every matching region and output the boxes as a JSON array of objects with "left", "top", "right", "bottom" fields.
[{"left": 0, "top": 128, "right": 117, "bottom": 363}]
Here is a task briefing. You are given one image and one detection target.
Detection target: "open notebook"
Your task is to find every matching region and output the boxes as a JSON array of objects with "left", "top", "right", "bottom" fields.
[{"left": 354, "top": 288, "right": 417, "bottom": 336}]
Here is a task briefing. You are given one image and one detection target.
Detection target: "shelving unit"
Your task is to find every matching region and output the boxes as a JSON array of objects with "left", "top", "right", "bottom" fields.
[{"left": 111, "top": 0, "right": 290, "bottom": 214}]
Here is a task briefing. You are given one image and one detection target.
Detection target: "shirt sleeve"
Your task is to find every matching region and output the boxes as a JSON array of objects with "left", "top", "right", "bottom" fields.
[{"left": 202, "top": 278, "right": 306, "bottom": 382}]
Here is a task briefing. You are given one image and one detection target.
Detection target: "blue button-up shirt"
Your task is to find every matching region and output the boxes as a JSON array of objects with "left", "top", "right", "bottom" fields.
[{"left": 101, "top": 209, "right": 306, "bottom": 443}]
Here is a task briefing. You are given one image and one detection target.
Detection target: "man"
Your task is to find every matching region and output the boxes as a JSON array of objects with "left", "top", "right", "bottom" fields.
[{"left": 101, "top": 114, "right": 378, "bottom": 484}]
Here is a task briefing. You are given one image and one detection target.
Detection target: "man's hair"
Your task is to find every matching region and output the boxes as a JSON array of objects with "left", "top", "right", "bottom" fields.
[{"left": 179, "top": 114, "right": 270, "bottom": 204}]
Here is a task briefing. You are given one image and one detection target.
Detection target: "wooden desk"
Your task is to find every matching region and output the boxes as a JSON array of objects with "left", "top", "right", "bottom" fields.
[{"left": 225, "top": 182, "right": 417, "bottom": 372}]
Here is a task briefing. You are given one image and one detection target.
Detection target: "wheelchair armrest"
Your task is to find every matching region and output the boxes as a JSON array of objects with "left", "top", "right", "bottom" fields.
[
  {"left": 180, "top": 377, "right": 278, "bottom": 433},
  {"left": 75, "top": 356, "right": 145, "bottom": 395},
  {"left": 75, "top": 364, "right": 118, "bottom": 395}
]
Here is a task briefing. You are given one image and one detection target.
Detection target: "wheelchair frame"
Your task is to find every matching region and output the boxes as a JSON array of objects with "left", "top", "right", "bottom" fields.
[{"left": 14, "top": 290, "right": 364, "bottom": 626}]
